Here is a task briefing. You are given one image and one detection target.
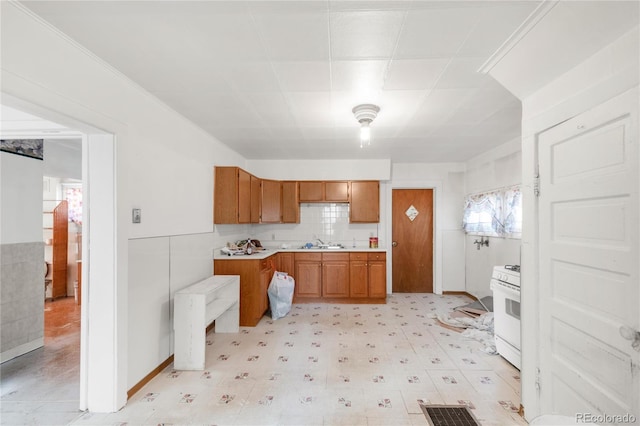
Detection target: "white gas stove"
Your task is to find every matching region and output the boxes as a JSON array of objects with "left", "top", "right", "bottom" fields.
[{"left": 490, "top": 265, "right": 521, "bottom": 369}]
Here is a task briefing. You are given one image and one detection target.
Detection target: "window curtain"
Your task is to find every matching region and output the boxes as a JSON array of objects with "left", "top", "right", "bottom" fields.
[
  {"left": 462, "top": 186, "right": 522, "bottom": 238},
  {"left": 65, "top": 187, "right": 83, "bottom": 224},
  {"left": 503, "top": 187, "right": 522, "bottom": 237}
]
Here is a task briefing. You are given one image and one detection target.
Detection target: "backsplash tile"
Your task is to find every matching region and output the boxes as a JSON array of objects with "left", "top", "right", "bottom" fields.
[{"left": 252, "top": 203, "right": 379, "bottom": 248}]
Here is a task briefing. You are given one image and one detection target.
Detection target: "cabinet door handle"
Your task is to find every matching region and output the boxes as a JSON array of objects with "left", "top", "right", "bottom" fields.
[{"left": 392, "top": 241, "right": 398, "bottom": 247}]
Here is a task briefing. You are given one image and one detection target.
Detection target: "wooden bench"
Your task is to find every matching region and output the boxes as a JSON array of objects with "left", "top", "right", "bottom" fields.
[{"left": 173, "top": 275, "right": 239, "bottom": 370}]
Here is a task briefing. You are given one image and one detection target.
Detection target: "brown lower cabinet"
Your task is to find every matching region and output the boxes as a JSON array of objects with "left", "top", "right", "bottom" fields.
[
  {"left": 294, "top": 251, "right": 386, "bottom": 302},
  {"left": 294, "top": 252, "right": 322, "bottom": 297},
  {"left": 349, "top": 252, "right": 387, "bottom": 299},
  {"left": 277, "top": 252, "right": 295, "bottom": 276},
  {"left": 214, "top": 254, "right": 276, "bottom": 326},
  {"left": 214, "top": 251, "right": 386, "bottom": 327}
]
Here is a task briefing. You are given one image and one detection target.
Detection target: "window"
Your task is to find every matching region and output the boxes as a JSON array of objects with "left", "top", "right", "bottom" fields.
[
  {"left": 462, "top": 186, "right": 522, "bottom": 238},
  {"left": 64, "top": 186, "right": 83, "bottom": 224}
]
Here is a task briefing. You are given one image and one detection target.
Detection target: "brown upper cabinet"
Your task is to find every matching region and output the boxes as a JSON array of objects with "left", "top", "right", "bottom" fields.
[
  {"left": 299, "top": 181, "right": 349, "bottom": 202},
  {"left": 260, "top": 179, "right": 282, "bottom": 223},
  {"left": 350, "top": 181, "right": 380, "bottom": 223},
  {"left": 250, "top": 175, "right": 261, "bottom": 223},
  {"left": 215, "top": 167, "right": 379, "bottom": 224},
  {"left": 325, "top": 181, "right": 350, "bottom": 201},
  {"left": 214, "top": 166, "right": 252, "bottom": 224},
  {"left": 281, "top": 181, "right": 300, "bottom": 223}
]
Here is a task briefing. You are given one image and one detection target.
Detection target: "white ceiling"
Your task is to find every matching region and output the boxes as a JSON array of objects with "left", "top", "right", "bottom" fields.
[{"left": 13, "top": 1, "right": 634, "bottom": 162}]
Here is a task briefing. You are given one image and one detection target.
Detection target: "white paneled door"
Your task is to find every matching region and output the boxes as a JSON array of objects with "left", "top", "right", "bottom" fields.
[{"left": 538, "top": 88, "right": 639, "bottom": 421}]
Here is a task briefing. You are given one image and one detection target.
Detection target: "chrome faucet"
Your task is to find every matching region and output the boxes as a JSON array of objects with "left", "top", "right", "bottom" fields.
[
  {"left": 473, "top": 236, "right": 490, "bottom": 250},
  {"left": 316, "top": 238, "right": 325, "bottom": 245}
]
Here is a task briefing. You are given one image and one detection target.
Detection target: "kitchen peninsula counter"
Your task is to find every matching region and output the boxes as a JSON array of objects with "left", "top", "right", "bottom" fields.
[
  {"left": 214, "top": 247, "right": 388, "bottom": 326},
  {"left": 213, "top": 247, "right": 386, "bottom": 260}
]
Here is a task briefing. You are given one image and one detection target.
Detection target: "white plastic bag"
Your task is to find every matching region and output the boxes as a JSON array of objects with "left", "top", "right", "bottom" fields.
[{"left": 268, "top": 271, "right": 295, "bottom": 320}]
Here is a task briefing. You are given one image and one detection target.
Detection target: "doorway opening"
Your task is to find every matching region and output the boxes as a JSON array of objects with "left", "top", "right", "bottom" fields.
[{"left": 1, "top": 94, "right": 122, "bottom": 414}]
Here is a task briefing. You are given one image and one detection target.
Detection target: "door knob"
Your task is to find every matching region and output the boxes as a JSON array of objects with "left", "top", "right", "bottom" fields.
[{"left": 392, "top": 241, "right": 398, "bottom": 247}]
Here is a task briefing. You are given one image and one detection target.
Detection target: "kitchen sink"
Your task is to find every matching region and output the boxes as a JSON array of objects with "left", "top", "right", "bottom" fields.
[{"left": 300, "top": 244, "right": 345, "bottom": 250}]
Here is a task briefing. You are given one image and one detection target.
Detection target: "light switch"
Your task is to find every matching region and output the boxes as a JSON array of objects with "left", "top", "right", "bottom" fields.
[{"left": 132, "top": 208, "right": 141, "bottom": 223}]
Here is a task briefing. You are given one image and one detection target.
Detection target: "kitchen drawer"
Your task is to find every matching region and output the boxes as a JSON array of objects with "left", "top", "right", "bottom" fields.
[
  {"left": 368, "top": 252, "right": 386, "bottom": 261},
  {"left": 349, "top": 252, "right": 368, "bottom": 261},
  {"left": 322, "top": 252, "right": 349, "bottom": 262},
  {"left": 295, "top": 252, "right": 322, "bottom": 262}
]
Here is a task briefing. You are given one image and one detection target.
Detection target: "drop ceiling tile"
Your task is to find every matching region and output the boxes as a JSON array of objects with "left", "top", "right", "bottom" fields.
[
  {"left": 243, "top": 93, "right": 297, "bottom": 127},
  {"left": 252, "top": 11, "right": 330, "bottom": 60},
  {"left": 329, "top": 10, "right": 405, "bottom": 59},
  {"left": 374, "top": 90, "right": 429, "bottom": 127},
  {"left": 268, "top": 127, "right": 305, "bottom": 141},
  {"left": 217, "top": 61, "right": 281, "bottom": 92},
  {"left": 181, "top": 14, "right": 267, "bottom": 61},
  {"left": 287, "top": 92, "right": 333, "bottom": 127},
  {"left": 394, "top": 7, "right": 480, "bottom": 58},
  {"left": 384, "top": 59, "right": 449, "bottom": 90},
  {"left": 433, "top": 57, "right": 488, "bottom": 89},
  {"left": 300, "top": 126, "right": 336, "bottom": 141},
  {"left": 331, "top": 60, "right": 388, "bottom": 93},
  {"left": 329, "top": 1, "right": 413, "bottom": 12},
  {"left": 411, "top": 89, "right": 474, "bottom": 124},
  {"left": 272, "top": 62, "right": 331, "bottom": 92}
]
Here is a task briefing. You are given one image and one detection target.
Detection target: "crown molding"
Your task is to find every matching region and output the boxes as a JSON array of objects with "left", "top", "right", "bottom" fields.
[{"left": 478, "top": 0, "right": 559, "bottom": 75}]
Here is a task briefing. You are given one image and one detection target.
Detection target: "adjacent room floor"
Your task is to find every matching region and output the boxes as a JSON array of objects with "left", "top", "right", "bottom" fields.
[
  {"left": 1, "top": 294, "right": 525, "bottom": 425},
  {"left": 1, "top": 296, "right": 81, "bottom": 425}
]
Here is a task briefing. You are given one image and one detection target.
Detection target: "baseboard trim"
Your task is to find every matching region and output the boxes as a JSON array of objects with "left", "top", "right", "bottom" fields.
[
  {"left": 127, "top": 355, "right": 174, "bottom": 400},
  {"left": 442, "top": 291, "right": 478, "bottom": 301},
  {"left": 1, "top": 338, "right": 44, "bottom": 363}
]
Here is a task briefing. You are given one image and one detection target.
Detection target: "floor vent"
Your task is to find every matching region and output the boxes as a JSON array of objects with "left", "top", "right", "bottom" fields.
[{"left": 420, "top": 404, "right": 481, "bottom": 426}]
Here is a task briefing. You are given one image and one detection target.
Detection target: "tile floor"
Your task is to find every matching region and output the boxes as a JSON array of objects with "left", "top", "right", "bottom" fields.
[{"left": 1, "top": 294, "right": 526, "bottom": 425}]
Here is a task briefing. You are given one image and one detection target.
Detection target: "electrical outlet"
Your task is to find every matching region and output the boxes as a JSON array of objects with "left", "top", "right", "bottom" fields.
[{"left": 271, "top": 234, "right": 275, "bottom": 240}]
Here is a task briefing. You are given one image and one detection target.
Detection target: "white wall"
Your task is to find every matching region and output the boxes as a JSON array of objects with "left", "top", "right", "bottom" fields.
[
  {"left": 1, "top": 2, "right": 246, "bottom": 410},
  {"left": 0, "top": 152, "right": 45, "bottom": 361},
  {"left": 464, "top": 138, "right": 522, "bottom": 298},
  {"left": 247, "top": 159, "right": 391, "bottom": 181}
]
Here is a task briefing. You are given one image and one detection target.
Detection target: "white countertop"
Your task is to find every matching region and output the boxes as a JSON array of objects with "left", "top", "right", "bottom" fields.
[{"left": 214, "top": 247, "right": 387, "bottom": 260}]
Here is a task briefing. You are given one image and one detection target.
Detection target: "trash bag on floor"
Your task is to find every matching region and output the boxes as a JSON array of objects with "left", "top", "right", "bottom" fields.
[{"left": 268, "top": 271, "right": 295, "bottom": 320}]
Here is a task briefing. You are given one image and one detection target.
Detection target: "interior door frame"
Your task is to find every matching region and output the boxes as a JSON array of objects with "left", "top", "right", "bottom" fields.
[
  {"left": 386, "top": 181, "right": 441, "bottom": 294},
  {"left": 2, "top": 92, "right": 126, "bottom": 412}
]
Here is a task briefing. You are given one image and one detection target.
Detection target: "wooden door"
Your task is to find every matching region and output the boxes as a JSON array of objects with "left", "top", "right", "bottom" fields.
[
  {"left": 281, "top": 181, "right": 299, "bottom": 223},
  {"left": 260, "top": 179, "right": 281, "bottom": 223},
  {"left": 325, "top": 181, "right": 349, "bottom": 202},
  {"left": 368, "top": 252, "right": 386, "bottom": 298},
  {"left": 299, "top": 181, "right": 323, "bottom": 202},
  {"left": 52, "top": 200, "right": 68, "bottom": 299},
  {"left": 321, "top": 254, "right": 349, "bottom": 298},
  {"left": 392, "top": 189, "right": 433, "bottom": 292},
  {"left": 278, "top": 252, "right": 295, "bottom": 276},
  {"left": 538, "top": 90, "right": 639, "bottom": 419},
  {"left": 350, "top": 181, "right": 379, "bottom": 223},
  {"left": 238, "top": 168, "right": 251, "bottom": 223},
  {"left": 295, "top": 254, "right": 322, "bottom": 297},
  {"left": 349, "top": 259, "right": 368, "bottom": 298},
  {"left": 250, "top": 175, "right": 261, "bottom": 223}
]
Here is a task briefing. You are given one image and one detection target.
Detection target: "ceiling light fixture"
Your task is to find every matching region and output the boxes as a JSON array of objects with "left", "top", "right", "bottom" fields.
[{"left": 352, "top": 104, "right": 380, "bottom": 148}]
